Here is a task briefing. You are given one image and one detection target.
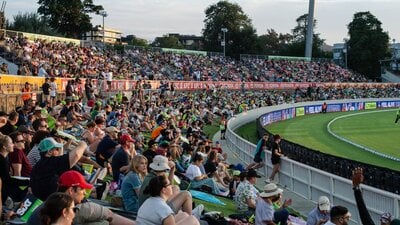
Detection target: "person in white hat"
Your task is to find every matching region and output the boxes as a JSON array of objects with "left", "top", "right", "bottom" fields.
[
  {"left": 138, "top": 155, "right": 194, "bottom": 216},
  {"left": 255, "top": 183, "right": 292, "bottom": 225},
  {"left": 307, "top": 196, "right": 331, "bottom": 225}
]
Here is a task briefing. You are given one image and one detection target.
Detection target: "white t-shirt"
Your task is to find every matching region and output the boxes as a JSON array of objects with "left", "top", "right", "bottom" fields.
[
  {"left": 185, "top": 164, "right": 202, "bottom": 181},
  {"left": 136, "top": 196, "right": 173, "bottom": 225}
]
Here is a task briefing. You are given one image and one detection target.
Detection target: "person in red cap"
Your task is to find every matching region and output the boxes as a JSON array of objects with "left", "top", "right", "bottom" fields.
[
  {"left": 27, "top": 170, "right": 135, "bottom": 225},
  {"left": 111, "top": 134, "right": 136, "bottom": 182}
]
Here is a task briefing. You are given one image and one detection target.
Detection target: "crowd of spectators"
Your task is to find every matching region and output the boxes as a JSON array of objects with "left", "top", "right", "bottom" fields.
[
  {"left": 0, "top": 34, "right": 399, "bottom": 225},
  {"left": 0, "top": 77, "right": 398, "bottom": 224},
  {"left": 2, "top": 36, "right": 370, "bottom": 83}
]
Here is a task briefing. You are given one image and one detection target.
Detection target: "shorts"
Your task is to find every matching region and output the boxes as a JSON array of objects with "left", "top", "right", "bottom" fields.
[
  {"left": 271, "top": 158, "right": 281, "bottom": 165},
  {"left": 254, "top": 155, "right": 263, "bottom": 163}
]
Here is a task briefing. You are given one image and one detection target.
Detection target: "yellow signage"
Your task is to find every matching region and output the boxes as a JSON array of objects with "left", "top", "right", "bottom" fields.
[
  {"left": 296, "top": 107, "right": 305, "bottom": 116},
  {"left": 365, "top": 102, "right": 377, "bottom": 110}
]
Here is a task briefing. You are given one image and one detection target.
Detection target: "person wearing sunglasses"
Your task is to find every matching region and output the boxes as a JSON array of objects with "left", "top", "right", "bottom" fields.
[
  {"left": 39, "top": 192, "right": 76, "bottom": 225},
  {"left": 9, "top": 131, "right": 32, "bottom": 177},
  {"left": 30, "top": 137, "right": 87, "bottom": 201},
  {"left": 28, "top": 170, "right": 135, "bottom": 225}
]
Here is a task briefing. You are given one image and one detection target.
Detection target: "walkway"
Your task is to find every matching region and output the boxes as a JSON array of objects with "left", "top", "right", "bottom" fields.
[{"left": 212, "top": 131, "right": 316, "bottom": 219}]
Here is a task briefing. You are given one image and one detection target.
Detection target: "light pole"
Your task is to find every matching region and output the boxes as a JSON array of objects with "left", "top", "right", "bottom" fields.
[
  {"left": 221, "top": 28, "right": 228, "bottom": 57},
  {"left": 343, "top": 38, "right": 348, "bottom": 69},
  {"left": 99, "top": 10, "right": 108, "bottom": 44}
]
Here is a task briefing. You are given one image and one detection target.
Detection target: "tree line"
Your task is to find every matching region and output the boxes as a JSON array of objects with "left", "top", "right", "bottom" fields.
[{"left": 6, "top": 0, "right": 390, "bottom": 79}]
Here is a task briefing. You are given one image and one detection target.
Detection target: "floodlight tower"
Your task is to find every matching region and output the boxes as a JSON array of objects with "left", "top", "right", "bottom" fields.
[
  {"left": 305, "top": 0, "right": 315, "bottom": 59},
  {"left": 99, "top": 10, "right": 108, "bottom": 44}
]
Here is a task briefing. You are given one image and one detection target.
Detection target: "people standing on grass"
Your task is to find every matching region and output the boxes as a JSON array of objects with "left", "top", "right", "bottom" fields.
[
  {"left": 395, "top": 107, "right": 400, "bottom": 124},
  {"left": 267, "top": 134, "right": 284, "bottom": 183}
]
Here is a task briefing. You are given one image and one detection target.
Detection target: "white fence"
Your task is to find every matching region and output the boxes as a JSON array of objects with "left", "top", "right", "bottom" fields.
[{"left": 226, "top": 98, "right": 400, "bottom": 225}]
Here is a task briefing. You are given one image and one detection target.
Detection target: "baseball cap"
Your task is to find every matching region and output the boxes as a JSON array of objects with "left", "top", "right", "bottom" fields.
[
  {"left": 232, "top": 170, "right": 241, "bottom": 176},
  {"left": 318, "top": 196, "right": 331, "bottom": 211},
  {"left": 39, "top": 137, "right": 64, "bottom": 152},
  {"left": 59, "top": 170, "right": 93, "bottom": 190},
  {"left": 149, "top": 155, "right": 170, "bottom": 171},
  {"left": 120, "top": 134, "right": 135, "bottom": 144}
]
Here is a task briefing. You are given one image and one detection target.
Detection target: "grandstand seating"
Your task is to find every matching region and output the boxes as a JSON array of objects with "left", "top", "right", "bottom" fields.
[{"left": 0, "top": 35, "right": 371, "bottom": 83}]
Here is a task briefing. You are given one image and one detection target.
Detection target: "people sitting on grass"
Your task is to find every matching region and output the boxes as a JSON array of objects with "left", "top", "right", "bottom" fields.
[
  {"left": 139, "top": 155, "right": 194, "bottom": 215},
  {"left": 185, "top": 152, "right": 228, "bottom": 196},
  {"left": 28, "top": 170, "right": 135, "bottom": 225},
  {"left": 30, "top": 137, "right": 87, "bottom": 201},
  {"left": 234, "top": 169, "right": 261, "bottom": 216},
  {"left": 136, "top": 175, "right": 199, "bottom": 225},
  {"left": 121, "top": 155, "right": 148, "bottom": 213},
  {"left": 255, "top": 183, "right": 292, "bottom": 225}
]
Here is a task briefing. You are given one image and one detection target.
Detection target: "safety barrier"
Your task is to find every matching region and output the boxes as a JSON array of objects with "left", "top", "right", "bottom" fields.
[{"left": 226, "top": 98, "right": 400, "bottom": 225}]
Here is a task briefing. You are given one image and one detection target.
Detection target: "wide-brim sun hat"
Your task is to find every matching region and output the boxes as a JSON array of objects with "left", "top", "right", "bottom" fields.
[{"left": 260, "top": 183, "right": 283, "bottom": 198}]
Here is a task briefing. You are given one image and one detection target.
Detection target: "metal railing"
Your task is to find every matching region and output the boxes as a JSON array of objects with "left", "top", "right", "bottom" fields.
[{"left": 225, "top": 99, "right": 400, "bottom": 225}]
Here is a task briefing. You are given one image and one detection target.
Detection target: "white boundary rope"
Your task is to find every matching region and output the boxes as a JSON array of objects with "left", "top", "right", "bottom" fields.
[{"left": 327, "top": 109, "right": 400, "bottom": 162}]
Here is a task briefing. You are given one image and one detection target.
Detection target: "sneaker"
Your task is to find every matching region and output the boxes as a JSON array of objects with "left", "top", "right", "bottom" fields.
[
  {"left": 265, "top": 178, "right": 270, "bottom": 183},
  {"left": 192, "top": 204, "right": 204, "bottom": 219}
]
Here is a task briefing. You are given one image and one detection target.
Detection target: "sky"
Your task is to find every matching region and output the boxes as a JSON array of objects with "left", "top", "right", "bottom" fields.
[{"left": 5, "top": 0, "right": 400, "bottom": 45}]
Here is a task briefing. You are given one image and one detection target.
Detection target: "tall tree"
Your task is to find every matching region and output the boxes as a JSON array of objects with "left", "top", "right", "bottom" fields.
[
  {"left": 202, "top": 1, "right": 258, "bottom": 58},
  {"left": 37, "top": 0, "right": 103, "bottom": 38},
  {"left": 151, "top": 35, "right": 183, "bottom": 49},
  {"left": 285, "top": 14, "right": 327, "bottom": 58},
  {"left": 347, "top": 11, "right": 390, "bottom": 80},
  {"left": 6, "top": 12, "right": 60, "bottom": 36},
  {"left": 257, "top": 29, "right": 292, "bottom": 55}
]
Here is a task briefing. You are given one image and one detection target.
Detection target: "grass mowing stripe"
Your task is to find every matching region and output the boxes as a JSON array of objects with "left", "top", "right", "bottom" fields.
[
  {"left": 265, "top": 110, "right": 400, "bottom": 171},
  {"left": 329, "top": 110, "right": 400, "bottom": 159}
]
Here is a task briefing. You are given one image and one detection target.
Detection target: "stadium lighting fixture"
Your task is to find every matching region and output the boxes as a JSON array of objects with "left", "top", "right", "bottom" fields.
[
  {"left": 343, "top": 38, "right": 348, "bottom": 69},
  {"left": 99, "top": 10, "right": 108, "bottom": 44},
  {"left": 221, "top": 28, "right": 228, "bottom": 57}
]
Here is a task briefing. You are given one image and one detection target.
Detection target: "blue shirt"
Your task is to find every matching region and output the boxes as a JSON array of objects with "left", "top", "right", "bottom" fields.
[
  {"left": 307, "top": 207, "right": 330, "bottom": 225},
  {"left": 121, "top": 171, "right": 142, "bottom": 213}
]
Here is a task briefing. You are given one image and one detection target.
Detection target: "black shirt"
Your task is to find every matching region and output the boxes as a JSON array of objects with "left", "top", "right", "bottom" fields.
[
  {"left": 0, "top": 121, "right": 16, "bottom": 135},
  {"left": 30, "top": 153, "right": 70, "bottom": 201},
  {"left": 204, "top": 160, "right": 217, "bottom": 177},
  {"left": 96, "top": 135, "right": 118, "bottom": 166},
  {"left": 0, "top": 155, "right": 29, "bottom": 203},
  {"left": 271, "top": 142, "right": 282, "bottom": 164},
  {"left": 111, "top": 147, "right": 129, "bottom": 181},
  {"left": 42, "top": 82, "right": 50, "bottom": 95}
]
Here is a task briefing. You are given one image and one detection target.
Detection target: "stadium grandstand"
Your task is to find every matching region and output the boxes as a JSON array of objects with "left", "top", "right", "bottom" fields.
[{"left": 0, "top": 29, "right": 398, "bottom": 225}]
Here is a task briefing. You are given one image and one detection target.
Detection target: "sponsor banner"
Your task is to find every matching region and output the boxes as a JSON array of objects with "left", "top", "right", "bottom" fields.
[
  {"left": 260, "top": 110, "right": 284, "bottom": 126},
  {"left": 365, "top": 102, "right": 377, "bottom": 110},
  {"left": 341, "top": 102, "right": 364, "bottom": 112},
  {"left": 305, "top": 105, "right": 323, "bottom": 114},
  {"left": 0, "top": 75, "right": 47, "bottom": 93},
  {"left": 376, "top": 101, "right": 400, "bottom": 108},
  {"left": 1, "top": 75, "right": 397, "bottom": 92},
  {"left": 282, "top": 108, "right": 296, "bottom": 120},
  {"left": 327, "top": 104, "right": 342, "bottom": 112},
  {"left": 296, "top": 107, "right": 305, "bottom": 117}
]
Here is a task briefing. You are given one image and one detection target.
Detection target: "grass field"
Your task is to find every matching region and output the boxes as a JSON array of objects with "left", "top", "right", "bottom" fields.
[{"left": 237, "top": 109, "right": 400, "bottom": 171}]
